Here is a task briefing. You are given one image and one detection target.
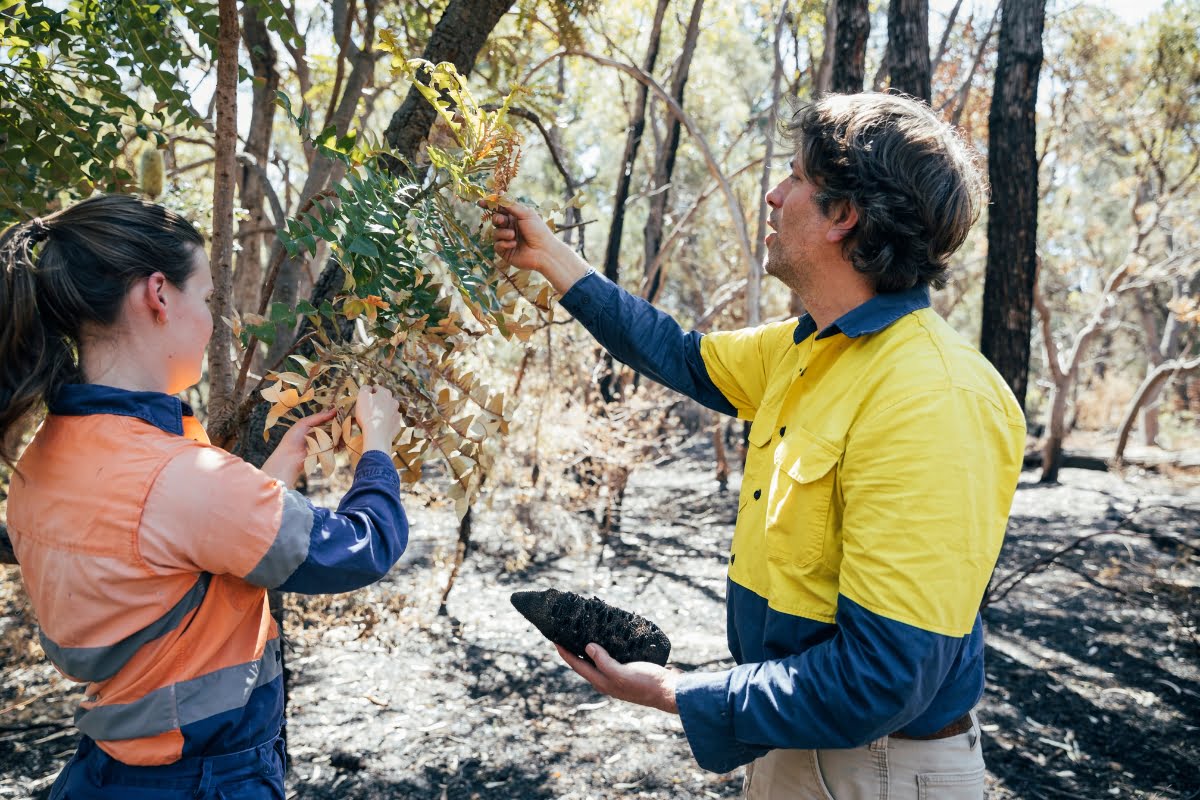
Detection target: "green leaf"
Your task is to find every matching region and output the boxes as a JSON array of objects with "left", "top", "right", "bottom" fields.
[{"left": 348, "top": 236, "right": 380, "bottom": 258}]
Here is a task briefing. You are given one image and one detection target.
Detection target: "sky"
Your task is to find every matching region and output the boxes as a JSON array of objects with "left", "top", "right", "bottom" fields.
[{"left": 930, "top": 0, "right": 1167, "bottom": 24}]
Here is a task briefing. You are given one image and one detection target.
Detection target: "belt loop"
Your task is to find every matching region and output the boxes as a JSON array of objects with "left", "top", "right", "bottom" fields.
[{"left": 194, "top": 759, "right": 215, "bottom": 798}]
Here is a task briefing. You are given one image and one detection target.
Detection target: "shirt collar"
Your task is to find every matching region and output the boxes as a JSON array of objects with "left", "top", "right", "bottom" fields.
[
  {"left": 793, "top": 285, "right": 931, "bottom": 344},
  {"left": 48, "top": 384, "right": 194, "bottom": 436}
]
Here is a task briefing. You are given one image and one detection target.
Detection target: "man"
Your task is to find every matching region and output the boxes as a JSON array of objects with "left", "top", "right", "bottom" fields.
[{"left": 490, "top": 92, "right": 1025, "bottom": 799}]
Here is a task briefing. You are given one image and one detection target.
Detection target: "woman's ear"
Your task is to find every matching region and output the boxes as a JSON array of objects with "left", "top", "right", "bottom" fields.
[
  {"left": 826, "top": 202, "right": 859, "bottom": 244},
  {"left": 138, "top": 273, "right": 170, "bottom": 324}
]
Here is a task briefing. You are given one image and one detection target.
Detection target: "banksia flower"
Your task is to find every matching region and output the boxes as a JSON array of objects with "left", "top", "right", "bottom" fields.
[
  {"left": 139, "top": 147, "right": 165, "bottom": 199},
  {"left": 510, "top": 588, "right": 671, "bottom": 667}
]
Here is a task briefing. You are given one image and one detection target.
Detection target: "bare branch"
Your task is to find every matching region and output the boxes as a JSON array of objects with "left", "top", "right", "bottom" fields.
[{"left": 526, "top": 50, "right": 758, "bottom": 296}]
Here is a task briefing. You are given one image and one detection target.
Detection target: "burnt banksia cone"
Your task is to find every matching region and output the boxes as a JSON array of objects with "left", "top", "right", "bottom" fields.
[{"left": 510, "top": 588, "right": 671, "bottom": 667}]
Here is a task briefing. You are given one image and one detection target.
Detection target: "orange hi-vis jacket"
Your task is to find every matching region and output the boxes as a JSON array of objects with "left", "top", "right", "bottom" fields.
[{"left": 8, "top": 385, "right": 407, "bottom": 766}]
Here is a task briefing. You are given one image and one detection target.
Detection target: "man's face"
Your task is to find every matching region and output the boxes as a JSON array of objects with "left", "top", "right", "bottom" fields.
[{"left": 763, "top": 155, "right": 830, "bottom": 294}]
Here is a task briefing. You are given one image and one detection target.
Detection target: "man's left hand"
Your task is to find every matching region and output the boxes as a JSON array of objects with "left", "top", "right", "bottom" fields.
[{"left": 555, "top": 643, "right": 680, "bottom": 714}]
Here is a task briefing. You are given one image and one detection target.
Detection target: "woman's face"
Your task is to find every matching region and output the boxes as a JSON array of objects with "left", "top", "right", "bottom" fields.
[{"left": 161, "top": 246, "right": 214, "bottom": 394}]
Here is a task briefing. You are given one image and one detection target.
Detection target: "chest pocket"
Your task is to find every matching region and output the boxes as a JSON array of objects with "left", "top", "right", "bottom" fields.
[{"left": 764, "top": 426, "right": 842, "bottom": 569}]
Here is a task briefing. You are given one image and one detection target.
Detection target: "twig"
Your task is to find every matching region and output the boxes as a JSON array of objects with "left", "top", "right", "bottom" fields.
[{"left": 0, "top": 688, "right": 60, "bottom": 717}]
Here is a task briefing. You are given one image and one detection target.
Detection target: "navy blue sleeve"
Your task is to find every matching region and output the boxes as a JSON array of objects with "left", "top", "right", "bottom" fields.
[
  {"left": 674, "top": 596, "right": 969, "bottom": 773},
  {"left": 560, "top": 272, "right": 737, "bottom": 416},
  {"left": 276, "top": 450, "right": 409, "bottom": 594}
]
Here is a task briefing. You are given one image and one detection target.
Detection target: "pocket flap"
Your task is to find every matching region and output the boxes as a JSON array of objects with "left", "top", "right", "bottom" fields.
[
  {"left": 774, "top": 427, "right": 841, "bottom": 483},
  {"left": 747, "top": 413, "right": 778, "bottom": 448}
]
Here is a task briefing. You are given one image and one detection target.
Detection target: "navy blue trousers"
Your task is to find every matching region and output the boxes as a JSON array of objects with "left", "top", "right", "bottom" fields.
[{"left": 49, "top": 734, "right": 286, "bottom": 799}]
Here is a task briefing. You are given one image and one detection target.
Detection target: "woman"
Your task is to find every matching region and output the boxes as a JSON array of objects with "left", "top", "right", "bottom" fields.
[{"left": 0, "top": 194, "right": 409, "bottom": 798}]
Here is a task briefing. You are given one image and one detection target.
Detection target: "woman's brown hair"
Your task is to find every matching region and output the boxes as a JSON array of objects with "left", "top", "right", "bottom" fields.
[{"left": 0, "top": 194, "right": 204, "bottom": 464}]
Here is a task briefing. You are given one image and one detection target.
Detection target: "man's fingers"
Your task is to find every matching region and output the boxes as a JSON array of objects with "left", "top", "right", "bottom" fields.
[
  {"left": 585, "top": 643, "right": 617, "bottom": 671},
  {"left": 555, "top": 644, "right": 606, "bottom": 686}
]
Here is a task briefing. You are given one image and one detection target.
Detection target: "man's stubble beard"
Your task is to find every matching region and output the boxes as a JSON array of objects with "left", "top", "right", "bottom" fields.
[{"left": 765, "top": 240, "right": 810, "bottom": 297}]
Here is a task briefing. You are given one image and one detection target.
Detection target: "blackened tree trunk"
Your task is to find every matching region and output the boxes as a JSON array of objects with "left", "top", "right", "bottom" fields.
[
  {"left": 886, "top": 0, "right": 931, "bottom": 102},
  {"left": 602, "top": 0, "right": 669, "bottom": 284},
  {"left": 597, "top": 0, "right": 670, "bottom": 403},
  {"left": 980, "top": 0, "right": 1046, "bottom": 412},
  {"left": 0, "top": 524, "right": 13, "bottom": 565},
  {"left": 831, "top": 0, "right": 869, "bottom": 93},
  {"left": 642, "top": 0, "right": 706, "bottom": 304},
  {"left": 382, "top": 0, "right": 513, "bottom": 158}
]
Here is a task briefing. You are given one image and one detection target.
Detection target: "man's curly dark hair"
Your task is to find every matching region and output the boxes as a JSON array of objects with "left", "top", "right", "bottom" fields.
[{"left": 784, "top": 93, "right": 987, "bottom": 292}]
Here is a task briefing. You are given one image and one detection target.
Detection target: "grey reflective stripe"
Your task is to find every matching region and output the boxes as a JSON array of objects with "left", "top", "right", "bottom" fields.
[
  {"left": 75, "top": 636, "right": 283, "bottom": 742},
  {"left": 40, "top": 573, "right": 213, "bottom": 683},
  {"left": 244, "top": 489, "right": 313, "bottom": 588}
]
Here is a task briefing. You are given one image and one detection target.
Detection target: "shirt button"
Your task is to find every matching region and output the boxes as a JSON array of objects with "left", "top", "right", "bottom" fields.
[
  {"left": 581, "top": 296, "right": 591, "bottom": 305},
  {"left": 753, "top": 489, "right": 761, "bottom": 500},
  {"left": 779, "top": 426, "right": 787, "bottom": 437}
]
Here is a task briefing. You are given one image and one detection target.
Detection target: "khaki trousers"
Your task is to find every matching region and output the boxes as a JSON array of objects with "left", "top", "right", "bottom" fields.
[{"left": 743, "top": 713, "right": 985, "bottom": 800}]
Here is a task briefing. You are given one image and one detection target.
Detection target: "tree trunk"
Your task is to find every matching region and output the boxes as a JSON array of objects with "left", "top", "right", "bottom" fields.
[
  {"left": 815, "top": 0, "right": 837, "bottom": 95},
  {"left": 1115, "top": 357, "right": 1200, "bottom": 461},
  {"left": 602, "top": 0, "right": 669, "bottom": 284},
  {"left": 1041, "top": 373, "right": 1069, "bottom": 483},
  {"left": 232, "top": 4, "right": 279, "bottom": 315},
  {"left": 0, "top": 524, "right": 14, "bottom": 566},
  {"left": 979, "top": 0, "right": 1046, "bottom": 412},
  {"left": 642, "top": 0, "right": 706, "bottom": 305},
  {"left": 597, "top": 0, "right": 670, "bottom": 403},
  {"left": 206, "top": 0, "right": 240, "bottom": 435},
  {"left": 264, "top": 0, "right": 377, "bottom": 367},
  {"left": 382, "top": 0, "right": 513, "bottom": 159},
  {"left": 831, "top": 0, "right": 869, "bottom": 93},
  {"left": 753, "top": 1, "right": 788, "bottom": 328},
  {"left": 886, "top": 0, "right": 931, "bottom": 102}
]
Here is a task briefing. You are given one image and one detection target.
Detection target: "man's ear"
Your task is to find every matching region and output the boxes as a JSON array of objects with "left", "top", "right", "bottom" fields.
[
  {"left": 138, "top": 273, "right": 170, "bottom": 323},
  {"left": 826, "top": 202, "right": 858, "bottom": 244}
]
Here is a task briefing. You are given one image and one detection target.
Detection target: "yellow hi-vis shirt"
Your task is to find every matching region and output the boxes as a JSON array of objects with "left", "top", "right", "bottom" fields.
[{"left": 559, "top": 273, "right": 1026, "bottom": 773}]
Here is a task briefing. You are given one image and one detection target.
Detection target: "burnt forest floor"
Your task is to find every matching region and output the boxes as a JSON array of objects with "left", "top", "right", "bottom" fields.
[{"left": 1, "top": 434, "right": 1197, "bottom": 800}]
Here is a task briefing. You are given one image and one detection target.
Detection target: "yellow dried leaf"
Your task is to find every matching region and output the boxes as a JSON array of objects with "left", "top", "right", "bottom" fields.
[
  {"left": 278, "top": 388, "right": 301, "bottom": 407},
  {"left": 276, "top": 372, "right": 307, "bottom": 387},
  {"left": 304, "top": 454, "right": 318, "bottom": 474},
  {"left": 261, "top": 380, "right": 285, "bottom": 404},
  {"left": 266, "top": 401, "right": 289, "bottom": 430},
  {"left": 313, "top": 426, "right": 333, "bottom": 452},
  {"left": 346, "top": 434, "right": 364, "bottom": 470}
]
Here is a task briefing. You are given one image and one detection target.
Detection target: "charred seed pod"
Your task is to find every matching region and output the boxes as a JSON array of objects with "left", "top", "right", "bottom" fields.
[{"left": 510, "top": 588, "right": 671, "bottom": 667}]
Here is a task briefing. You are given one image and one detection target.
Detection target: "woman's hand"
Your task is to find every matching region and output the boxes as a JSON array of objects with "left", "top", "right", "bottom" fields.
[
  {"left": 356, "top": 385, "right": 403, "bottom": 455},
  {"left": 487, "top": 200, "right": 593, "bottom": 294},
  {"left": 260, "top": 407, "right": 338, "bottom": 488}
]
